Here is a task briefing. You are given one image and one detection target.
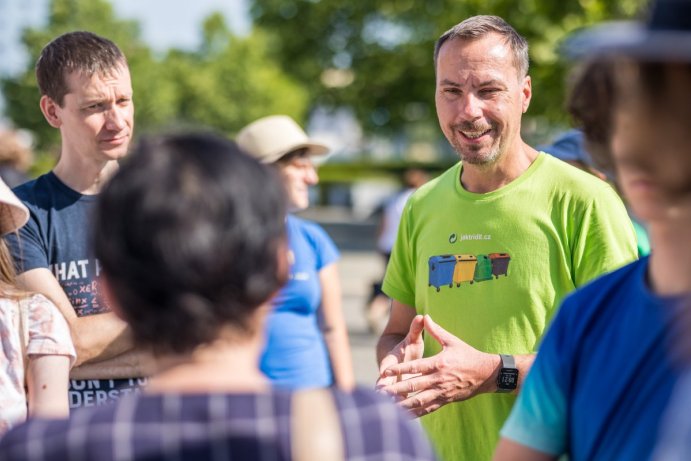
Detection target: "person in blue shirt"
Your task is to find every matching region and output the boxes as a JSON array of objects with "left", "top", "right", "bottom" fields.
[
  {"left": 237, "top": 115, "right": 355, "bottom": 390},
  {"left": 493, "top": 0, "right": 691, "bottom": 460}
]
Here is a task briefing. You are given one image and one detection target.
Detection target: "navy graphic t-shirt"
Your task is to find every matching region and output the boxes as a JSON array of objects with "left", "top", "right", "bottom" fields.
[{"left": 5, "top": 172, "right": 146, "bottom": 408}]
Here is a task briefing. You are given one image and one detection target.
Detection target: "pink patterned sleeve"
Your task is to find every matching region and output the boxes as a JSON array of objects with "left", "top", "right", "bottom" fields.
[{"left": 25, "top": 293, "right": 77, "bottom": 366}]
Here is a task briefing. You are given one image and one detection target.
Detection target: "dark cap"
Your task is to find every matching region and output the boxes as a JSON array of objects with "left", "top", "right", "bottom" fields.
[{"left": 564, "top": 0, "right": 691, "bottom": 61}]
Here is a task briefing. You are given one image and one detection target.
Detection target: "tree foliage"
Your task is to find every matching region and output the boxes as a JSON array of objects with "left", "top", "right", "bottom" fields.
[{"left": 251, "top": 0, "right": 648, "bottom": 137}]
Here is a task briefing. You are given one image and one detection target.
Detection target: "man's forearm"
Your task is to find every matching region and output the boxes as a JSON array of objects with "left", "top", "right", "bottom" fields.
[
  {"left": 71, "top": 313, "right": 134, "bottom": 366},
  {"left": 70, "top": 349, "right": 155, "bottom": 380},
  {"left": 376, "top": 333, "right": 406, "bottom": 365}
]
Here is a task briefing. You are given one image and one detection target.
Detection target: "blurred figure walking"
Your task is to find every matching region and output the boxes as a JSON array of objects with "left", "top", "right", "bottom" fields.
[{"left": 366, "top": 168, "right": 429, "bottom": 334}]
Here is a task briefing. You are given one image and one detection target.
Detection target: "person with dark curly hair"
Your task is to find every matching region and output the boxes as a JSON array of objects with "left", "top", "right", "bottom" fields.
[{"left": 0, "top": 132, "right": 436, "bottom": 461}]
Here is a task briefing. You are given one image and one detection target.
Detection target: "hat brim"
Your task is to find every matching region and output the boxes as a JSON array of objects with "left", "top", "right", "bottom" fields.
[
  {"left": 265, "top": 141, "right": 330, "bottom": 164},
  {"left": 564, "top": 22, "right": 691, "bottom": 62},
  {"left": 0, "top": 179, "right": 28, "bottom": 235}
]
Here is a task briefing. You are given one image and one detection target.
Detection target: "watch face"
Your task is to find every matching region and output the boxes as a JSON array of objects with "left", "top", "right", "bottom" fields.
[{"left": 498, "top": 369, "right": 518, "bottom": 389}]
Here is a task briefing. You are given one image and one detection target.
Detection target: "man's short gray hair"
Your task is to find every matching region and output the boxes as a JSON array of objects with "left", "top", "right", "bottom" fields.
[{"left": 434, "top": 15, "right": 529, "bottom": 78}]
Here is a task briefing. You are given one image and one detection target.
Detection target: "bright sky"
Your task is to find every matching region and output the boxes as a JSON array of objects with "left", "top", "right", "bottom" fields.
[{"left": 111, "top": 0, "right": 251, "bottom": 52}]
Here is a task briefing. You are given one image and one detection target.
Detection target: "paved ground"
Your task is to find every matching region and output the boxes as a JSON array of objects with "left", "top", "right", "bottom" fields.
[{"left": 338, "top": 250, "right": 385, "bottom": 387}]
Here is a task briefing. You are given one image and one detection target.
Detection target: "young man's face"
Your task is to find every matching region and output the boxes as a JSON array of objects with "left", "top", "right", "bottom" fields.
[
  {"left": 435, "top": 33, "right": 531, "bottom": 167},
  {"left": 43, "top": 63, "right": 134, "bottom": 164}
]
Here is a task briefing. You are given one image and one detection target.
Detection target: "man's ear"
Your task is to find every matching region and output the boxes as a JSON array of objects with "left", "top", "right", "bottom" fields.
[
  {"left": 521, "top": 75, "right": 532, "bottom": 114},
  {"left": 39, "top": 95, "right": 62, "bottom": 128},
  {"left": 98, "top": 273, "right": 126, "bottom": 321}
]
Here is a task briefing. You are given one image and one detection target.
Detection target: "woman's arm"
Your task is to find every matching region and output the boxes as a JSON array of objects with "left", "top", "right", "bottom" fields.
[
  {"left": 319, "top": 263, "right": 355, "bottom": 390},
  {"left": 26, "top": 354, "right": 72, "bottom": 419}
]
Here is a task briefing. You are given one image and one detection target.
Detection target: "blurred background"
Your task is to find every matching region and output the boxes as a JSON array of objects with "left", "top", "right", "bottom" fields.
[{"left": 0, "top": 0, "right": 648, "bottom": 384}]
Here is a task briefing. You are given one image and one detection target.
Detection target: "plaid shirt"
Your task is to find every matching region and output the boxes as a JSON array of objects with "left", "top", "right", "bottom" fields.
[{"left": 0, "top": 387, "right": 435, "bottom": 460}]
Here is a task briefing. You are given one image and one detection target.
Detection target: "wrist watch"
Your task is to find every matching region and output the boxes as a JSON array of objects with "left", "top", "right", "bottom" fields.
[{"left": 496, "top": 354, "right": 519, "bottom": 393}]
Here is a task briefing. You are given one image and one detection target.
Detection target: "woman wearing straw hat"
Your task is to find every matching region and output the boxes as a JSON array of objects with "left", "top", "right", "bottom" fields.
[
  {"left": 237, "top": 115, "right": 354, "bottom": 390},
  {"left": 0, "top": 178, "right": 75, "bottom": 435}
]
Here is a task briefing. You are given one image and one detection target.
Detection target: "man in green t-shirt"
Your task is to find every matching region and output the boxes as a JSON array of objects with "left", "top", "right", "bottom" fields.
[{"left": 375, "top": 15, "right": 638, "bottom": 461}]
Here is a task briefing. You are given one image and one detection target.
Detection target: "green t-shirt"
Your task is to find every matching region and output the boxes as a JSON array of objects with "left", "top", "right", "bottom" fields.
[{"left": 382, "top": 153, "right": 638, "bottom": 461}]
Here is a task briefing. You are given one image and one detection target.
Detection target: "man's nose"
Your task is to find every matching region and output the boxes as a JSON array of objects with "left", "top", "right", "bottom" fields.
[
  {"left": 104, "top": 106, "right": 128, "bottom": 131},
  {"left": 459, "top": 93, "right": 483, "bottom": 120}
]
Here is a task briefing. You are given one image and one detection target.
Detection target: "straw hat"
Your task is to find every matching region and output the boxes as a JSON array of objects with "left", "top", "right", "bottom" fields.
[
  {"left": 236, "top": 115, "right": 329, "bottom": 164},
  {"left": 565, "top": 0, "right": 691, "bottom": 61},
  {"left": 0, "top": 177, "right": 28, "bottom": 235}
]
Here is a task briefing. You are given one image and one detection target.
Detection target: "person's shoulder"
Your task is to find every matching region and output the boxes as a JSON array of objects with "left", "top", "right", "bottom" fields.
[
  {"left": 539, "top": 154, "right": 616, "bottom": 196},
  {"left": 0, "top": 416, "right": 72, "bottom": 459},
  {"left": 289, "top": 215, "right": 333, "bottom": 244},
  {"left": 330, "top": 386, "right": 417, "bottom": 424},
  {"left": 563, "top": 257, "right": 646, "bottom": 308},
  {"left": 331, "top": 387, "right": 436, "bottom": 459},
  {"left": 11, "top": 172, "right": 60, "bottom": 207},
  {"left": 11, "top": 175, "right": 42, "bottom": 199},
  {"left": 407, "top": 162, "right": 458, "bottom": 203},
  {"left": 21, "top": 292, "right": 59, "bottom": 315}
]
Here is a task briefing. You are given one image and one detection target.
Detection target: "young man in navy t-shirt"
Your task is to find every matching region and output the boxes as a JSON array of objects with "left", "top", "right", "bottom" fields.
[{"left": 5, "top": 31, "right": 148, "bottom": 408}]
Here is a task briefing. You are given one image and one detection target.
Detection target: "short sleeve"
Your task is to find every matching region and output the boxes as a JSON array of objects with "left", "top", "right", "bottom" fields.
[
  {"left": 571, "top": 184, "right": 638, "bottom": 287},
  {"left": 305, "top": 221, "right": 339, "bottom": 271},
  {"left": 25, "top": 294, "right": 76, "bottom": 366},
  {"left": 500, "top": 296, "right": 576, "bottom": 455},
  {"left": 5, "top": 209, "right": 49, "bottom": 275}
]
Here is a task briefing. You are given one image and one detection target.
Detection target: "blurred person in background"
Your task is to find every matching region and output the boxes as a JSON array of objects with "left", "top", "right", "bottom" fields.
[
  {"left": 0, "top": 131, "right": 32, "bottom": 188},
  {"left": 237, "top": 115, "right": 354, "bottom": 390},
  {"left": 366, "top": 168, "right": 429, "bottom": 334},
  {"left": 541, "top": 129, "right": 650, "bottom": 256},
  {"left": 0, "top": 132, "right": 436, "bottom": 460},
  {"left": 494, "top": 0, "right": 691, "bottom": 459},
  {"left": 0, "top": 177, "right": 75, "bottom": 436}
]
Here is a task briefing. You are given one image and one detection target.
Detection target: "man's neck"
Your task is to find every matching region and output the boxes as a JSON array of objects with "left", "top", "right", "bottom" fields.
[
  {"left": 648, "top": 211, "right": 691, "bottom": 296},
  {"left": 460, "top": 142, "right": 538, "bottom": 194},
  {"left": 145, "top": 333, "right": 269, "bottom": 394},
  {"left": 52, "top": 153, "right": 119, "bottom": 195}
]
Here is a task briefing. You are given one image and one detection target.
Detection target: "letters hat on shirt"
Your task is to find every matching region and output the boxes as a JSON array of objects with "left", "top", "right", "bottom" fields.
[
  {"left": 0, "top": 177, "right": 28, "bottom": 235},
  {"left": 236, "top": 115, "right": 329, "bottom": 164},
  {"left": 564, "top": 0, "right": 691, "bottom": 61}
]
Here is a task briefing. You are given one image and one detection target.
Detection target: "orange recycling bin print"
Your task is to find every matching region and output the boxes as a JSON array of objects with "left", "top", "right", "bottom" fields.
[{"left": 453, "top": 254, "right": 477, "bottom": 286}]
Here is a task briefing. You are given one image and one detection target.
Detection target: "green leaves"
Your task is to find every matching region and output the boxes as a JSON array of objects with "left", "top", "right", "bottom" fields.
[{"left": 2, "top": 0, "right": 310, "bottom": 169}]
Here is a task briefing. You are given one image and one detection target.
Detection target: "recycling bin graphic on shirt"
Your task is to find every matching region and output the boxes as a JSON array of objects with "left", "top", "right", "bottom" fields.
[
  {"left": 452, "top": 255, "right": 477, "bottom": 286},
  {"left": 428, "top": 252, "right": 511, "bottom": 291},
  {"left": 488, "top": 253, "right": 511, "bottom": 278},
  {"left": 428, "top": 255, "right": 457, "bottom": 292}
]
